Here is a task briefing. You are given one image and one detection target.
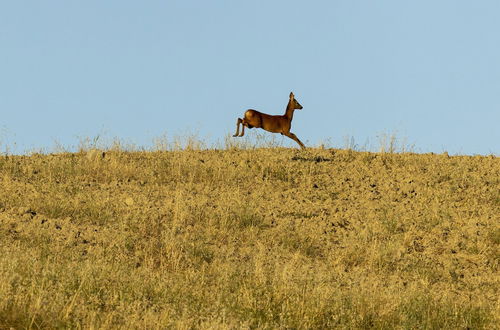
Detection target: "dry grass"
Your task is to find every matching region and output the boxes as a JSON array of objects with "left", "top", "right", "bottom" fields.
[{"left": 0, "top": 144, "right": 498, "bottom": 328}]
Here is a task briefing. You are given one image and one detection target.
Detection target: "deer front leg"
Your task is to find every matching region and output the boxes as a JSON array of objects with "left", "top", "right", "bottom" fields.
[
  {"left": 233, "top": 118, "right": 242, "bottom": 137},
  {"left": 284, "top": 132, "right": 306, "bottom": 149}
]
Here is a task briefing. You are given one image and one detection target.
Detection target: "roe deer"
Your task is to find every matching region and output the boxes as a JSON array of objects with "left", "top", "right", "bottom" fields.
[{"left": 233, "top": 92, "right": 305, "bottom": 149}]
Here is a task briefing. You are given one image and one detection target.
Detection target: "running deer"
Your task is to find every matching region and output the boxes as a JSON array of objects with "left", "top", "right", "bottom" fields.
[{"left": 233, "top": 92, "right": 306, "bottom": 149}]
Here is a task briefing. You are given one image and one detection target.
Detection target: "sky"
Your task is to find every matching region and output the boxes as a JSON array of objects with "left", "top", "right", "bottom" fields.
[{"left": 1, "top": 1, "right": 499, "bottom": 155}]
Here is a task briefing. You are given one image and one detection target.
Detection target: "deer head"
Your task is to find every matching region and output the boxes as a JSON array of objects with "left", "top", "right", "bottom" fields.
[{"left": 290, "top": 92, "right": 303, "bottom": 110}]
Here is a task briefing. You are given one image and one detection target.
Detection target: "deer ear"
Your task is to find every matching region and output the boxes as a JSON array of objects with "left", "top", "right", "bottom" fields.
[{"left": 290, "top": 92, "right": 294, "bottom": 99}]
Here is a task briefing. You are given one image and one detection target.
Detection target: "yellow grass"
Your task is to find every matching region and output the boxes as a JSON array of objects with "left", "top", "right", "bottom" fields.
[{"left": 0, "top": 145, "right": 498, "bottom": 328}]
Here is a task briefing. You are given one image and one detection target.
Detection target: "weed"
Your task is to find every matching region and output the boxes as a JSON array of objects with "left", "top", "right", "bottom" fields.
[{"left": 0, "top": 144, "right": 498, "bottom": 328}]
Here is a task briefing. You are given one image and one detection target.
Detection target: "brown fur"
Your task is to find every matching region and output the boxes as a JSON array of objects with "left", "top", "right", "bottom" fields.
[{"left": 233, "top": 92, "right": 305, "bottom": 149}]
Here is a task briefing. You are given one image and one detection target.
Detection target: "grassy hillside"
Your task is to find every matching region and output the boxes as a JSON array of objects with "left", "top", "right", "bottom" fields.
[{"left": 0, "top": 147, "right": 498, "bottom": 328}]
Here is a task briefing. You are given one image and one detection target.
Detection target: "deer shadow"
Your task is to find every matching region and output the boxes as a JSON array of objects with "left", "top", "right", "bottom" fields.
[{"left": 291, "top": 155, "right": 333, "bottom": 163}]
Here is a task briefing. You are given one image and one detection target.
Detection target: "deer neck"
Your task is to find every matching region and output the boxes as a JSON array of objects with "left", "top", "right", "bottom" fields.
[{"left": 284, "top": 100, "right": 295, "bottom": 122}]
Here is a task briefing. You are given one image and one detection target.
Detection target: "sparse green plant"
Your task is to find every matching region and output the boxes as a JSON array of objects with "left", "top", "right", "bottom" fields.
[
  {"left": 376, "top": 130, "right": 415, "bottom": 153},
  {"left": 77, "top": 134, "right": 102, "bottom": 152},
  {"left": 343, "top": 135, "right": 358, "bottom": 151}
]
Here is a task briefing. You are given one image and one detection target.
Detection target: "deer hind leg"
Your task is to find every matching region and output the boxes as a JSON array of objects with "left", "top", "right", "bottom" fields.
[
  {"left": 239, "top": 119, "right": 247, "bottom": 137},
  {"left": 284, "top": 132, "right": 306, "bottom": 149},
  {"left": 233, "top": 118, "right": 243, "bottom": 137}
]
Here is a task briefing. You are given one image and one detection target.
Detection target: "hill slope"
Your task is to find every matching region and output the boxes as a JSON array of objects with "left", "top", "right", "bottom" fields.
[{"left": 0, "top": 148, "right": 498, "bottom": 328}]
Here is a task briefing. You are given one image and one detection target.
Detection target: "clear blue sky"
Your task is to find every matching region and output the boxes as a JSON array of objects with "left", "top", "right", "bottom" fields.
[{"left": 1, "top": 1, "right": 499, "bottom": 154}]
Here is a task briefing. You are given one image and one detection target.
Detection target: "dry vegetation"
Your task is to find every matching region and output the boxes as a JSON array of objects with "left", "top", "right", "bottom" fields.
[{"left": 0, "top": 142, "right": 498, "bottom": 328}]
